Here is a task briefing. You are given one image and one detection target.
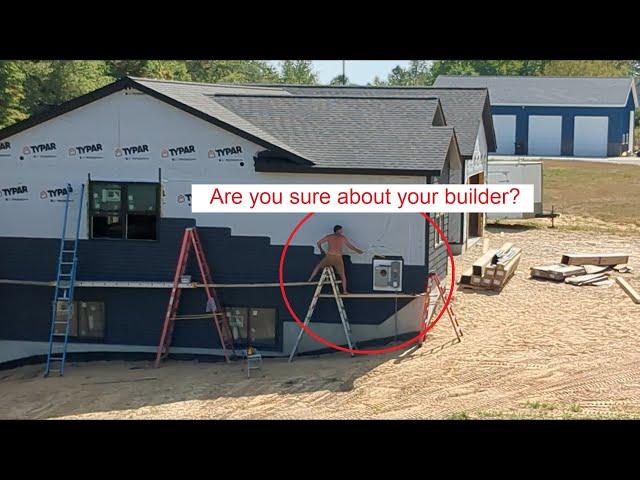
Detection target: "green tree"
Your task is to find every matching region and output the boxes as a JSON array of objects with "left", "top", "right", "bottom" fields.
[
  {"left": 140, "top": 60, "right": 191, "bottom": 80},
  {"left": 429, "top": 60, "right": 548, "bottom": 78},
  {"left": 369, "top": 75, "right": 387, "bottom": 86},
  {"left": 17, "top": 60, "right": 112, "bottom": 116},
  {"left": 278, "top": 60, "right": 317, "bottom": 84},
  {"left": 105, "top": 60, "right": 150, "bottom": 78},
  {"left": 329, "top": 74, "right": 349, "bottom": 86},
  {"left": 40, "top": 61, "right": 112, "bottom": 113},
  {"left": 542, "top": 60, "right": 632, "bottom": 77},
  {"left": 105, "top": 60, "right": 192, "bottom": 80},
  {"left": 0, "top": 61, "right": 28, "bottom": 128},
  {"left": 186, "top": 60, "right": 279, "bottom": 84},
  {"left": 386, "top": 61, "right": 434, "bottom": 86},
  {"left": 383, "top": 60, "right": 549, "bottom": 86}
]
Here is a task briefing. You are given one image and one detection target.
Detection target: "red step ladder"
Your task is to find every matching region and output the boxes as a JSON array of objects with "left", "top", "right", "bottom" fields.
[
  {"left": 154, "top": 227, "right": 235, "bottom": 367},
  {"left": 418, "top": 272, "right": 463, "bottom": 346}
]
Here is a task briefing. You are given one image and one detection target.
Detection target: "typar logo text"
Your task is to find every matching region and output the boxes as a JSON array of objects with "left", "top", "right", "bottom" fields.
[
  {"left": 0, "top": 141, "right": 11, "bottom": 157},
  {"left": 177, "top": 193, "right": 192, "bottom": 206},
  {"left": 40, "top": 185, "right": 73, "bottom": 203},
  {"left": 69, "top": 143, "right": 104, "bottom": 159},
  {"left": 0, "top": 185, "right": 29, "bottom": 201},
  {"left": 162, "top": 144, "right": 197, "bottom": 162},
  {"left": 208, "top": 145, "right": 245, "bottom": 165},
  {"left": 115, "top": 144, "right": 150, "bottom": 161},
  {"left": 21, "top": 143, "right": 57, "bottom": 159}
]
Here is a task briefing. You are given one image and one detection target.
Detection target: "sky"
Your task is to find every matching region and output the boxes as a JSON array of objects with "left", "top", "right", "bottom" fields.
[{"left": 270, "top": 60, "right": 412, "bottom": 85}]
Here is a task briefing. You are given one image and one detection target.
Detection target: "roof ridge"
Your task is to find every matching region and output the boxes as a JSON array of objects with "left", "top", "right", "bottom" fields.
[
  {"left": 128, "top": 76, "right": 285, "bottom": 91},
  {"left": 252, "top": 83, "right": 489, "bottom": 91},
  {"left": 214, "top": 93, "right": 441, "bottom": 100}
]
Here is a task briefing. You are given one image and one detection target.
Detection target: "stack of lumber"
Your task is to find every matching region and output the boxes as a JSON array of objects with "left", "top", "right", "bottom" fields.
[
  {"left": 530, "top": 251, "right": 638, "bottom": 303},
  {"left": 459, "top": 242, "right": 521, "bottom": 292},
  {"left": 529, "top": 264, "right": 585, "bottom": 281},
  {"left": 529, "top": 264, "right": 613, "bottom": 282}
]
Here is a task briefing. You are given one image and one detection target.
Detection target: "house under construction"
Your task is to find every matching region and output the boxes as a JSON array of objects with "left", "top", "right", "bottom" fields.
[{"left": 0, "top": 77, "right": 495, "bottom": 366}]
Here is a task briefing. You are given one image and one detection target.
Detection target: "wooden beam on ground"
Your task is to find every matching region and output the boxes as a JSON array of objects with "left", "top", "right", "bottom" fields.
[
  {"left": 459, "top": 267, "right": 473, "bottom": 285},
  {"left": 614, "top": 276, "right": 640, "bottom": 304},
  {"left": 561, "top": 253, "right": 630, "bottom": 266},
  {"left": 530, "top": 264, "right": 586, "bottom": 281},
  {"left": 472, "top": 249, "right": 498, "bottom": 277}
]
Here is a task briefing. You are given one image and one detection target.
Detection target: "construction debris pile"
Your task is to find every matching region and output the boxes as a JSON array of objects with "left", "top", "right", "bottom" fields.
[
  {"left": 531, "top": 253, "right": 639, "bottom": 304},
  {"left": 459, "top": 242, "right": 521, "bottom": 292}
]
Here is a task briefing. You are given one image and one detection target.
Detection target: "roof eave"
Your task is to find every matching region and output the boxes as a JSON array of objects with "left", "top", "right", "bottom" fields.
[{"left": 254, "top": 159, "right": 440, "bottom": 177}]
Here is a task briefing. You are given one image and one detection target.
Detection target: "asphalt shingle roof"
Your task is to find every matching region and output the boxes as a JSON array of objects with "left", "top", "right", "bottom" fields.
[
  {"left": 130, "top": 77, "right": 309, "bottom": 161},
  {"left": 433, "top": 75, "right": 638, "bottom": 107},
  {"left": 278, "top": 85, "right": 493, "bottom": 156},
  {"left": 213, "top": 94, "right": 454, "bottom": 172}
]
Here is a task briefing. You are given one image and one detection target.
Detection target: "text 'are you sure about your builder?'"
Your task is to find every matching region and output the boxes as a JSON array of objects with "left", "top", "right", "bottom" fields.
[{"left": 191, "top": 184, "right": 534, "bottom": 213}]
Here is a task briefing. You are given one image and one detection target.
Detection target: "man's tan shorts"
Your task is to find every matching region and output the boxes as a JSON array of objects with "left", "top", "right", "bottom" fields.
[{"left": 318, "top": 253, "right": 346, "bottom": 278}]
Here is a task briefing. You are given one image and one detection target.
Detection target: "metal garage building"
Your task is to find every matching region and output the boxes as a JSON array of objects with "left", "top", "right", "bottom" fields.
[{"left": 434, "top": 76, "right": 638, "bottom": 157}]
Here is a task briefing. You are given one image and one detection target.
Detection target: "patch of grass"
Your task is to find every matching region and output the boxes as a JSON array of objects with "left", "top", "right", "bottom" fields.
[
  {"left": 524, "top": 401, "right": 556, "bottom": 411},
  {"left": 447, "top": 411, "right": 471, "bottom": 420},
  {"left": 569, "top": 403, "right": 582, "bottom": 413},
  {"left": 542, "top": 160, "right": 640, "bottom": 226}
]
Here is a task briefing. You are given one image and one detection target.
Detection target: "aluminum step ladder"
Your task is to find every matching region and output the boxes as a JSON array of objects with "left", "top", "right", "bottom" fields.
[
  {"left": 288, "top": 266, "right": 356, "bottom": 362},
  {"left": 44, "top": 183, "right": 85, "bottom": 377}
]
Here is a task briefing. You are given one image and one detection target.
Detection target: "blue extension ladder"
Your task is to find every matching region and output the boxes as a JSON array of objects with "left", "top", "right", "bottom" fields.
[{"left": 44, "top": 183, "right": 85, "bottom": 377}]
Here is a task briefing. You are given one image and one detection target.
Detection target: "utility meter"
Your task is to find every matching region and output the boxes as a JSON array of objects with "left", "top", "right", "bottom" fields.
[{"left": 372, "top": 257, "right": 403, "bottom": 292}]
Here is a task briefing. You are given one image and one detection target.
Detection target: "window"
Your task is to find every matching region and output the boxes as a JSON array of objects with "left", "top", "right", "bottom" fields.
[
  {"left": 90, "top": 182, "right": 159, "bottom": 240},
  {"left": 433, "top": 213, "right": 445, "bottom": 248},
  {"left": 54, "top": 301, "right": 105, "bottom": 339},
  {"left": 226, "top": 307, "right": 277, "bottom": 347}
]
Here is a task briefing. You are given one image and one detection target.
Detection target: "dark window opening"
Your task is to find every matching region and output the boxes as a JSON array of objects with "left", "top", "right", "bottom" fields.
[
  {"left": 127, "top": 214, "right": 157, "bottom": 240},
  {"left": 89, "top": 182, "right": 159, "bottom": 240},
  {"left": 92, "top": 214, "right": 123, "bottom": 239}
]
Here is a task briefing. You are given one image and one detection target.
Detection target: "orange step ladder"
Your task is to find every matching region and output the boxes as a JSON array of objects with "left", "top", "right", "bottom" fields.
[{"left": 154, "top": 227, "right": 235, "bottom": 367}]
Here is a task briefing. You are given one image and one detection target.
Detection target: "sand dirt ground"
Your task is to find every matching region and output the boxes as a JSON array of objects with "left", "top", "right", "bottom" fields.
[{"left": 1, "top": 224, "right": 640, "bottom": 419}]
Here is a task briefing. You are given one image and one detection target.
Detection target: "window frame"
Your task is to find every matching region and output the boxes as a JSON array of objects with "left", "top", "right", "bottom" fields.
[
  {"left": 89, "top": 181, "right": 160, "bottom": 241},
  {"left": 225, "top": 306, "right": 279, "bottom": 350},
  {"left": 55, "top": 300, "right": 106, "bottom": 340},
  {"left": 433, "top": 212, "right": 445, "bottom": 249}
]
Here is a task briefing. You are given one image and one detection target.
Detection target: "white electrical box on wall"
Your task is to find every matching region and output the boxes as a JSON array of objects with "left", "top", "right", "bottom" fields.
[{"left": 372, "top": 258, "right": 403, "bottom": 292}]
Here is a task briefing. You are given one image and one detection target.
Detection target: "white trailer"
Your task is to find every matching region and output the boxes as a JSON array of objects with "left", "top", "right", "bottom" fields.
[{"left": 487, "top": 159, "right": 543, "bottom": 219}]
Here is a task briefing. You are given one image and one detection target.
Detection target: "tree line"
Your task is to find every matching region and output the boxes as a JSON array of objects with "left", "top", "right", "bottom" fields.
[{"left": 1, "top": 60, "right": 638, "bottom": 129}]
